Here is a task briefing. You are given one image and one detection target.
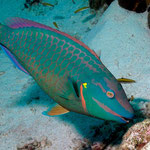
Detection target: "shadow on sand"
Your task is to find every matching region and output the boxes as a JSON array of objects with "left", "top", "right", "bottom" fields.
[{"left": 15, "top": 83, "right": 149, "bottom": 148}]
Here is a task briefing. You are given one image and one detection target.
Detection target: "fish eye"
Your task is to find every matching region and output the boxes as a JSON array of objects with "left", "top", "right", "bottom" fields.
[{"left": 106, "top": 90, "right": 115, "bottom": 98}]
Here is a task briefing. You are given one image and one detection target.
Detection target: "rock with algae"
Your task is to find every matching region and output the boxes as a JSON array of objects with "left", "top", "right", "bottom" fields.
[
  {"left": 119, "top": 119, "right": 150, "bottom": 150},
  {"left": 89, "top": 0, "right": 114, "bottom": 10}
]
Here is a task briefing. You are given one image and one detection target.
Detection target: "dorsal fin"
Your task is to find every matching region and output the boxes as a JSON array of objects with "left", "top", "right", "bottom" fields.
[
  {"left": 5, "top": 17, "right": 100, "bottom": 61},
  {"left": 5, "top": 17, "right": 53, "bottom": 30}
]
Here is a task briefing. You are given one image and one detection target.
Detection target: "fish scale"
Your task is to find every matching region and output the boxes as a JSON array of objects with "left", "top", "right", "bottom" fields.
[
  {"left": 0, "top": 18, "right": 134, "bottom": 123},
  {"left": 4, "top": 27, "right": 98, "bottom": 86}
]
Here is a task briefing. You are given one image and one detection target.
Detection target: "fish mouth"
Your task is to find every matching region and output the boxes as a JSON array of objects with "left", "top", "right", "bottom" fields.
[
  {"left": 92, "top": 97, "right": 134, "bottom": 123},
  {"left": 119, "top": 116, "right": 132, "bottom": 123}
]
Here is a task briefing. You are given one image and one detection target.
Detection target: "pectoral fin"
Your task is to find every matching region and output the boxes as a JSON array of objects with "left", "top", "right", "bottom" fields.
[
  {"left": 57, "top": 77, "right": 79, "bottom": 101},
  {"left": 43, "top": 104, "right": 70, "bottom": 116}
]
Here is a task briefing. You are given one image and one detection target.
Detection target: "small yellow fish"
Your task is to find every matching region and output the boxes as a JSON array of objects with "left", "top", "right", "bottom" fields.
[
  {"left": 74, "top": 6, "right": 89, "bottom": 13},
  {"left": 41, "top": 2, "right": 54, "bottom": 7},
  {"left": 128, "top": 95, "right": 134, "bottom": 101},
  {"left": 117, "top": 78, "right": 135, "bottom": 83},
  {"left": 53, "top": 22, "right": 59, "bottom": 29}
]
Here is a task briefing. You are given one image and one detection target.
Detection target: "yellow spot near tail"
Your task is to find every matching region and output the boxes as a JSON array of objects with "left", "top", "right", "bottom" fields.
[{"left": 83, "top": 83, "right": 87, "bottom": 88}]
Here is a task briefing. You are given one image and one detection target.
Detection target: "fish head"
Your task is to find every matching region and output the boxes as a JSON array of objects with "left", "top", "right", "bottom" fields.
[{"left": 80, "top": 76, "right": 134, "bottom": 123}]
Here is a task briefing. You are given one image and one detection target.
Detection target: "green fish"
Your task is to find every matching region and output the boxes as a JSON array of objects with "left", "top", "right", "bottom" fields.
[{"left": 0, "top": 18, "right": 134, "bottom": 123}]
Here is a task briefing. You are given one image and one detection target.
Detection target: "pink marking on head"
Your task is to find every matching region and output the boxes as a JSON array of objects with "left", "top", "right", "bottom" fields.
[
  {"left": 93, "top": 97, "right": 128, "bottom": 122},
  {"left": 96, "top": 83, "right": 106, "bottom": 93}
]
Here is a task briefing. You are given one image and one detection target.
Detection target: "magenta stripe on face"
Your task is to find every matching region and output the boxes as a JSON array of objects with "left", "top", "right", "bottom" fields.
[
  {"left": 92, "top": 97, "right": 127, "bottom": 122},
  {"left": 96, "top": 82, "right": 106, "bottom": 93}
]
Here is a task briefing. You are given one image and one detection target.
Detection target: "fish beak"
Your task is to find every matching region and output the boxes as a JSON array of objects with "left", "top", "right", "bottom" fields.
[
  {"left": 119, "top": 116, "right": 133, "bottom": 123},
  {"left": 92, "top": 97, "right": 134, "bottom": 123}
]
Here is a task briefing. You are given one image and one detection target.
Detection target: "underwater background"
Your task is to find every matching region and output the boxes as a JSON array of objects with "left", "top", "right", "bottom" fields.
[{"left": 0, "top": 0, "right": 150, "bottom": 149}]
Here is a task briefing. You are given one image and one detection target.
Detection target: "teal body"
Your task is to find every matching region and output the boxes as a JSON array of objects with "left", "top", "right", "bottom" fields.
[{"left": 0, "top": 18, "right": 134, "bottom": 123}]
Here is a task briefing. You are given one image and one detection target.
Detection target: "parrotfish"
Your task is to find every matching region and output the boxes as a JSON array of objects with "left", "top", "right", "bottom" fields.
[{"left": 0, "top": 17, "right": 134, "bottom": 123}]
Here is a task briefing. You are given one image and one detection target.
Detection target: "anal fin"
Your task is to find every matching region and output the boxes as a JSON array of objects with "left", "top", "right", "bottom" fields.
[{"left": 0, "top": 45, "right": 29, "bottom": 74}]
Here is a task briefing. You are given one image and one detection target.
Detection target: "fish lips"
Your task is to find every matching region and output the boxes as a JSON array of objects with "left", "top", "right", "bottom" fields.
[
  {"left": 117, "top": 113, "right": 134, "bottom": 123},
  {"left": 92, "top": 97, "right": 134, "bottom": 123},
  {"left": 116, "top": 103, "right": 134, "bottom": 123}
]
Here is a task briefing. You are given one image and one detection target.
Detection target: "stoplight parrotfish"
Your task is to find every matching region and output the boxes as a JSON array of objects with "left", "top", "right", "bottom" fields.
[{"left": 0, "top": 17, "right": 134, "bottom": 123}]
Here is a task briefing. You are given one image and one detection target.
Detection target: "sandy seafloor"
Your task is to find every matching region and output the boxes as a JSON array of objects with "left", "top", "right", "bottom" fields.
[{"left": 0, "top": 0, "right": 150, "bottom": 150}]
